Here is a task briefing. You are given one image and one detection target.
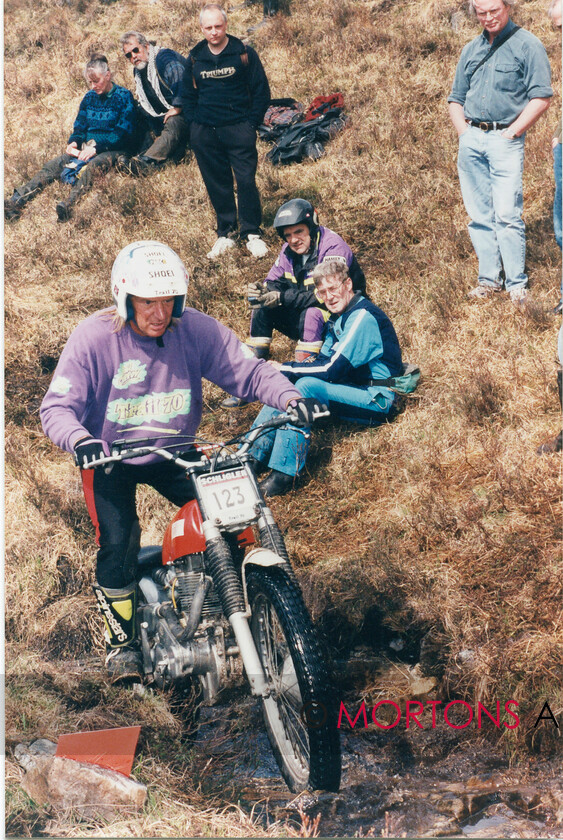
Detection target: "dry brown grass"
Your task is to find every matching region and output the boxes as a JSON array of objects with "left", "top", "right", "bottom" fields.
[{"left": 4, "top": 0, "right": 562, "bottom": 834}]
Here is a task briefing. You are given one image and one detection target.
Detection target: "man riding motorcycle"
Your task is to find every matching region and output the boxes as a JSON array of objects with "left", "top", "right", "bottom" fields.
[{"left": 40, "top": 240, "right": 324, "bottom": 681}]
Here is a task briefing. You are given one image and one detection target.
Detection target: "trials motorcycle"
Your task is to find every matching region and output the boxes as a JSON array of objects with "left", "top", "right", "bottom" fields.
[{"left": 87, "top": 410, "right": 341, "bottom": 793}]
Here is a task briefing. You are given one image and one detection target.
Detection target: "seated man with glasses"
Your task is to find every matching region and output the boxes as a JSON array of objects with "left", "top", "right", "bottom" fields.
[
  {"left": 119, "top": 31, "right": 189, "bottom": 176},
  {"left": 248, "top": 259, "right": 403, "bottom": 496}
]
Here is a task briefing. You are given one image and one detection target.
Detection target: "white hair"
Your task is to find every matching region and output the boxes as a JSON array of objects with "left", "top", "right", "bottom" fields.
[
  {"left": 199, "top": 3, "right": 227, "bottom": 25},
  {"left": 468, "top": 0, "right": 515, "bottom": 15}
]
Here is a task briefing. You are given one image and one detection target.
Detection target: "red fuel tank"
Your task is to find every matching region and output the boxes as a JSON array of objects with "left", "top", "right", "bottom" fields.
[{"left": 161, "top": 500, "right": 255, "bottom": 564}]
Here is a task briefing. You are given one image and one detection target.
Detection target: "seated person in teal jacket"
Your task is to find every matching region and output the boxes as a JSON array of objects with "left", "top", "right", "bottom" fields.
[{"left": 250, "top": 258, "right": 403, "bottom": 496}]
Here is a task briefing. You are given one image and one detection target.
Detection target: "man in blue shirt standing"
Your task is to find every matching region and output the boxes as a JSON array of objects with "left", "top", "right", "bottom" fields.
[{"left": 448, "top": 0, "right": 552, "bottom": 304}]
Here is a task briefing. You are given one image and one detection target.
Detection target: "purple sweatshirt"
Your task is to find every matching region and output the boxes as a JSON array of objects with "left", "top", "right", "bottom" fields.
[{"left": 40, "top": 307, "right": 301, "bottom": 463}]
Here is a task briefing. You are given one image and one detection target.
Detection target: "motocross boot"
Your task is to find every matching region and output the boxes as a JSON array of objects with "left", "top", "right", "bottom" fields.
[
  {"left": 93, "top": 583, "right": 143, "bottom": 684},
  {"left": 294, "top": 340, "right": 322, "bottom": 363},
  {"left": 221, "top": 340, "right": 271, "bottom": 408}
]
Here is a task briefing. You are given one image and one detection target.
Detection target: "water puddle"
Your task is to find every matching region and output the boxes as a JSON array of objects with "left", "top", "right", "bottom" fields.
[{"left": 188, "top": 659, "right": 562, "bottom": 837}]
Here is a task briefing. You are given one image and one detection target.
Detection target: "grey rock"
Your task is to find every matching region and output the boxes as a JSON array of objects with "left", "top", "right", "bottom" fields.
[{"left": 15, "top": 742, "right": 147, "bottom": 818}]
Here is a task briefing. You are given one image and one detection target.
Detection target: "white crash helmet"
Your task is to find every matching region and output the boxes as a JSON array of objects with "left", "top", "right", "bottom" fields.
[{"left": 111, "top": 241, "right": 189, "bottom": 321}]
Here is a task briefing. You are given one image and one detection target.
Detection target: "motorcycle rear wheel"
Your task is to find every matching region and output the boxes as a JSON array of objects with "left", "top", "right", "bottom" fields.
[{"left": 247, "top": 566, "right": 341, "bottom": 792}]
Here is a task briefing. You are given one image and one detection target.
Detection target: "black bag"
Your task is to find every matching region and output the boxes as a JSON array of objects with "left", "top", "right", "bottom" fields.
[{"left": 266, "top": 109, "right": 347, "bottom": 166}]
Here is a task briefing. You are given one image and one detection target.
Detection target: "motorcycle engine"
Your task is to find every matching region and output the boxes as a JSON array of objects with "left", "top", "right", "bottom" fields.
[{"left": 138, "top": 555, "right": 229, "bottom": 701}]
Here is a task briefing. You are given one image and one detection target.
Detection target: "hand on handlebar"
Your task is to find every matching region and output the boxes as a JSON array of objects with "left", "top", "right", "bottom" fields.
[
  {"left": 74, "top": 437, "right": 110, "bottom": 469},
  {"left": 287, "top": 398, "right": 329, "bottom": 427}
]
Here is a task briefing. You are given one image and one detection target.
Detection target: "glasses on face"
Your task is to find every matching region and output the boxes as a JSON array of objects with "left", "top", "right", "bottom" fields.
[
  {"left": 316, "top": 281, "right": 346, "bottom": 300},
  {"left": 124, "top": 46, "right": 140, "bottom": 60}
]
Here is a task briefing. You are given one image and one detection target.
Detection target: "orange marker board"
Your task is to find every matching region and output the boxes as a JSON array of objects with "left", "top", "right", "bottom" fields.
[{"left": 55, "top": 725, "right": 141, "bottom": 777}]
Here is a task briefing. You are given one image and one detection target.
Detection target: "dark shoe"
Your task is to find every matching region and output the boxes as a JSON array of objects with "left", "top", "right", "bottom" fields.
[
  {"left": 129, "top": 155, "right": 164, "bottom": 177},
  {"left": 222, "top": 395, "right": 249, "bottom": 408},
  {"left": 105, "top": 644, "right": 143, "bottom": 684},
  {"left": 116, "top": 154, "right": 132, "bottom": 174},
  {"left": 56, "top": 200, "right": 72, "bottom": 222},
  {"left": 248, "top": 455, "right": 268, "bottom": 476},
  {"left": 4, "top": 197, "right": 23, "bottom": 221},
  {"left": 536, "top": 431, "right": 562, "bottom": 455},
  {"left": 260, "top": 470, "right": 295, "bottom": 497}
]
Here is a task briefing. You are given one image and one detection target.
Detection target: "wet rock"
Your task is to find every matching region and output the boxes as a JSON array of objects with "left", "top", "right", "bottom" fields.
[
  {"left": 407, "top": 664, "right": 438, "bottom": 698},
  {"left": 15, "top": 741, "right": 147, "bottom": 818},
  {"left": 429, "top": 792, "right": 469, "bottom": 821},
  {"left": 14, "top": 739, "right": 57, "bottom": 768},
  {"left": 286, "top": 790, "right": 319, "bottom": 812},
  {"left": 460, "top": 802, "right": 543, "bottom": 837},
  {"left": 543, "top": 789, "right": 563, "bottom": 824}
]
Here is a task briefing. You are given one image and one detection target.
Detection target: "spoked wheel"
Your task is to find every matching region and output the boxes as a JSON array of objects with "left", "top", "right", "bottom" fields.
[{"left": 247, "top": 566, "right": 341, "bottom": 792}]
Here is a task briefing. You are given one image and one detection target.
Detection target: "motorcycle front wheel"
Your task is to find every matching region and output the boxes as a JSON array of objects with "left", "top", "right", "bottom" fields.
[{"left": 247, "top": 566, "right": 341, "bottom": 792}]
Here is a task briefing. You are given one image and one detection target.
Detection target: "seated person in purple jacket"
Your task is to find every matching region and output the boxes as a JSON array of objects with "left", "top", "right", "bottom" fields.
[
  {"left": 4, "top": 55, "right": 137, "bottom": 222},
  {"left": 222, "top": 198, "right": 366, "bottom": 407},
  {"left": 40, "top": 240, "right": 321, "bottom": 684},
  {"left": 120, "top": 31, "right": 189, "bottom": 175}
]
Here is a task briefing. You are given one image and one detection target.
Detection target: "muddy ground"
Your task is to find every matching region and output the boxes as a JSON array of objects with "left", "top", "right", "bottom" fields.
[{"left": 185, "top": 653, "right": 563, "bottom": 839}]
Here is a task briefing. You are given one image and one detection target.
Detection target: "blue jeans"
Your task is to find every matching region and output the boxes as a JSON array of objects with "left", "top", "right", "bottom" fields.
[
  {"left": 457, "top": 126, "right": 526, "bottom": 291},
  {"left": 249, "top": 377, "right": 396, "bottom": 477},
  {"left": 553, "top": 141, "right": 562, "bottom": 252}
]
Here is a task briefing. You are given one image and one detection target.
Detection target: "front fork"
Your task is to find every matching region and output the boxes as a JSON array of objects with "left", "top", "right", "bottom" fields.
[{"left": 201, "top": 518, "right": 271, "bottom": 698}]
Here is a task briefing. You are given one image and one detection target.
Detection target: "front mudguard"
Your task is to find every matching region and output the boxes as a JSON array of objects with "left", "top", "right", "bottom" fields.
[{"left": 241, "top": 548, "right": 287, "bottom": 613}]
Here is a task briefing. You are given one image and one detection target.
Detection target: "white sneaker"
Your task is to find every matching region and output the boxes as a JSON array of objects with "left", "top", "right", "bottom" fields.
[
  {"left": 467, "top": 285, "right": 501, "bottom": 300},
  {"left": 509, "top": 287, "right": 528, "bottom": 306},
  {"left": 245, "top": 234, "right": 268, "bottom": 258},
  {"left": 206, "top": 236, "right": 235, "bottom": 259}
]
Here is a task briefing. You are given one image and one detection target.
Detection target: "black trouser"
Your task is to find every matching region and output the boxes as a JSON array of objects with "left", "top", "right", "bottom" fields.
[
  {"left": 250, "top": 299, "right": 326, "bottom": 340},
  {"left": 82, "top": 461, "right": 194, "bottom": 589},
  {"left": 190, "top": 121, "right": 262, "bottom": 238}
]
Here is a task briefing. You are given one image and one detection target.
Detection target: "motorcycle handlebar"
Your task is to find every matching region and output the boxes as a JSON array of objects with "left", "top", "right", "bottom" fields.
[{"left": 81, "top": 408, "right": 331, "bottom": 470}]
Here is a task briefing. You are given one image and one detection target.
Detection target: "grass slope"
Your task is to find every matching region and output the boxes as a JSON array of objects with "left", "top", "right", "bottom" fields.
[{"left": 5, "top": 0, "right": 562, "bottom": 835}]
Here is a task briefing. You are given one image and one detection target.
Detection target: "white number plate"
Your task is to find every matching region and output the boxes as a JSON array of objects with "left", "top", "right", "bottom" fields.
[{"left": 197, "top": 468, "right": 259, "bottom": 527}]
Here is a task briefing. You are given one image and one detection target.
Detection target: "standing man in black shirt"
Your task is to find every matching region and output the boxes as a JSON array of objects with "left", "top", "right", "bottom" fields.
[{"left": 173, "top": 3, "right": 270, "bottom": 259}]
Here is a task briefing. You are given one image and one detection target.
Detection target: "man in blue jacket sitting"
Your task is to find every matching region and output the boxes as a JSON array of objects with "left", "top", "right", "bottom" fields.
[
  {"left": 250, "top": 259, "right": 403, "bottom": 496},
  {"left": 4, "top": 55, "right": 137, "bottom": 222}
]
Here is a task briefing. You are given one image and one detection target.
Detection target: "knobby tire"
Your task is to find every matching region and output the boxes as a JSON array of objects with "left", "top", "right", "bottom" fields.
[{"left": 247, "top": 566, "right": 341, "bottom": 792}]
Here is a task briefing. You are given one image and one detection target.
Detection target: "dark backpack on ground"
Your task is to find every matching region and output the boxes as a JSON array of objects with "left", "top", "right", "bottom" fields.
[{"left": 265, "top": 109, "right": 347, "bottom": 165}]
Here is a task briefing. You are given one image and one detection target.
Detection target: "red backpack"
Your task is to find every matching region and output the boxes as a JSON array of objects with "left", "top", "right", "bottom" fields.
[{"left": 303, "top": 93, "right": 345, "bottom": 122}]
